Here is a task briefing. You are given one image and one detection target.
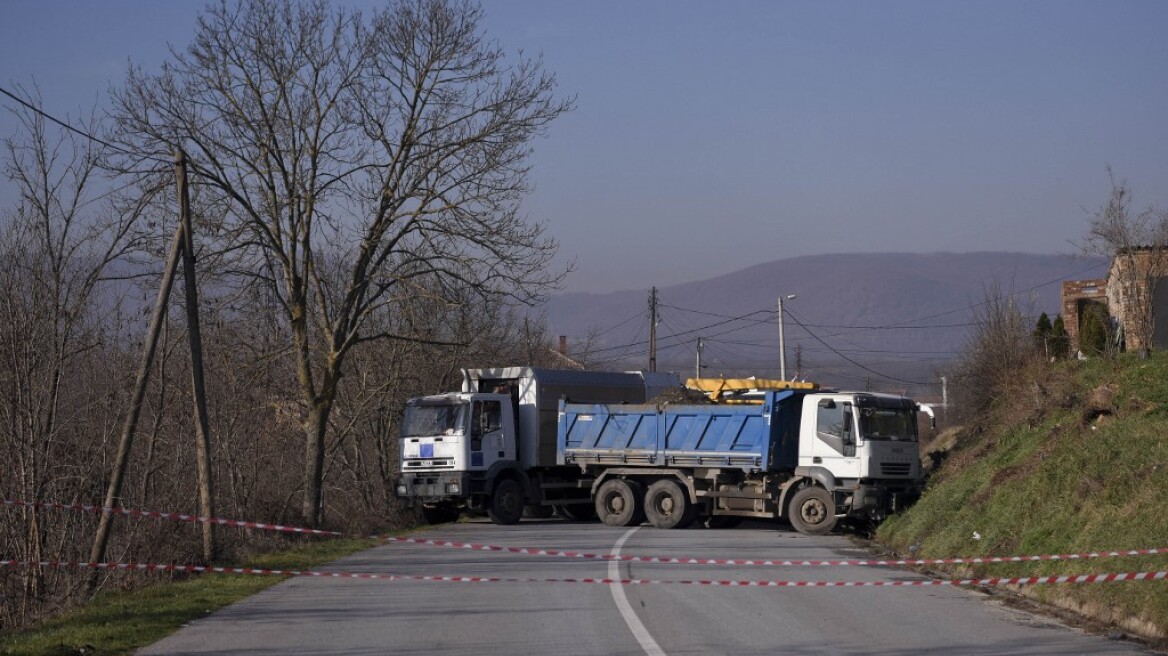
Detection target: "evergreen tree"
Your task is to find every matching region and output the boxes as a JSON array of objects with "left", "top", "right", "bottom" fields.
[
  {"left": 1050, "top": 315, "right": 1070, "bottom": 359},
  {"left": 1033, "top": 312, "right": 1053, "bottom": 352},
  {"left": 1079, "top": 303, "right": 1110, "bottom": 357}
]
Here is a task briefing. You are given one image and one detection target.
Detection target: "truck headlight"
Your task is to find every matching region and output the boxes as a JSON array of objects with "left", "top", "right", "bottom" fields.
[
  {"left": 447, "top": 483, "right": 460, "bottom": 494},
  {"left": 396, "top": 483, "right": 408, "bottom": 496}
]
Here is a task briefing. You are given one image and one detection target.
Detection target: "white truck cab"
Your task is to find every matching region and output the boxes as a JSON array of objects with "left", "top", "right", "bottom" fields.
[{"left": 796, "top": 392, "right": 932, "bottom": 524}]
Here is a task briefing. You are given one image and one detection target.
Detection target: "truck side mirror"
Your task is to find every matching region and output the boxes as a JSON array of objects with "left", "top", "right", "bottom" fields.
[{"left": 918, "top": 404, "right": 936, "bottom": 430}]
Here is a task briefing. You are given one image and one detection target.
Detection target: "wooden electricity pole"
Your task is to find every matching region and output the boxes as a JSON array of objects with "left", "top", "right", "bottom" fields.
[
  {"left": 88, "top": 221, "right": 185, "bottom": 589},
  {"left": 87, "top": 150, "right": 217, "bottom": 590},
  {"left": 177, "top": 149, "right": 216, "bottom": 563}
]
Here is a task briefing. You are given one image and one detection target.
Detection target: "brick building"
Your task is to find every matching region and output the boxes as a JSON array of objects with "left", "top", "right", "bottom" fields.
[{"left": 1062, "top": 248, "right": 1168, "bottom": 354}]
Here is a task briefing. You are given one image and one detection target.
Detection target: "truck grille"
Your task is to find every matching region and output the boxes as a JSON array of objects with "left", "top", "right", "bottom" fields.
[{"left": 880, "top": 462, "right": 912, "bottom": 477}]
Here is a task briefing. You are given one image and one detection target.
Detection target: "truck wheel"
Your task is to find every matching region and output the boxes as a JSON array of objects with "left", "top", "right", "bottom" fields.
[
  {"left": 644, "top": 479, "right": 696, "bottom": 529},
  {"left": 595, "top": 478, "right": 644, "bottom": 527},
  {"left": 487, "top": 478, "right": 525, "bottom": 525},
  {"left": 421, "top": 504, "right": 460, "bottom": 525},
  {"left": 788, "top": 486, "right": 837, "bottom": 536}
]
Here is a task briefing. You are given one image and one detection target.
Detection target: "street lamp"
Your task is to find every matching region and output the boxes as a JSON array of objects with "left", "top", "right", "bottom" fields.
[{"left": 778, "top": 294, "right": 796, "bottom": 381}]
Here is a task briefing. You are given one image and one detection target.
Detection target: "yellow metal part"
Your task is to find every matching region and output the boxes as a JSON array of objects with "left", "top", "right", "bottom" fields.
[{"left": 685, "top": 377, "right": 818, "bottom": 404}]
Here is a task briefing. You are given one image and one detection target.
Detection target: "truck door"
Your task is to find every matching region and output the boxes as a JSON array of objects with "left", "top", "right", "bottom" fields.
[
  {"left": 470, "top": 399, "right": 510, "bottom": 469},
  {"left": 812, "top": 398, "right": 863, "bottom": 479}
]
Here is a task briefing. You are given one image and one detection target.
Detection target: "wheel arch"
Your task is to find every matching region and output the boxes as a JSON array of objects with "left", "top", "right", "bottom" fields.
[
  {"left": 591, "top": 468, "right": 696, "bottom": 503},
  {"left": 485, "top": 460, "right": 531, "bottom": 500},
  {"left": 779, "top": 468, "right": 838, "bottom": 517}
]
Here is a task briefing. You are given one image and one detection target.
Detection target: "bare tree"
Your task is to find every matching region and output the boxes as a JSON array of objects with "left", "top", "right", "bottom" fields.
[
  {"left": 0, "top": 87, "right": 138, "bottom": 619},
  {"left": 1084, "top": 169, "right": 1168, "bottom": 356},
  {"left": 951, "top": 281, "right": 1041, "bottom": 423},
  {"left": 110, "top": 0, "right": 571, "bottom": 525}
]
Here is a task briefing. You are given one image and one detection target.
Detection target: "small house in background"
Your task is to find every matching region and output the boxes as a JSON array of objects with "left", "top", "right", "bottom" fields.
[
  {"left": 1062, "top": 248, "right": 1168, "bottom": 355},
  {"left": 547, "top": 335, "right": 585, "bottom": 370}
]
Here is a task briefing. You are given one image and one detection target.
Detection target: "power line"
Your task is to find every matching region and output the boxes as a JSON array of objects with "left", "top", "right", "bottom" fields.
[
  {"left": 783, "top": 307, "right": 926, "bottom": 386},
  {"left": 580, "top": 259, "right": 1109, "bottom": 366},
  {"left": 660, "top": 260, "right": 1108, "bottom": 333},
  {"left": 0, "top": 84, "right": 169, "bottom": 165},
  {"left": 590, "top": 308, "right": 646, "bottom": 338},
  {"left": 704, "top": 337, "right": 958, "bottom": 357},
  {"left": 586, "top": 305, "right": 773, "bottom": 356}
]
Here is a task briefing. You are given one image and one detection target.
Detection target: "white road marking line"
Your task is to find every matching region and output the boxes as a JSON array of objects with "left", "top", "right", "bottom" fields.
[{"left": 609, "top": 527, "right": 666, "bottom": 656}]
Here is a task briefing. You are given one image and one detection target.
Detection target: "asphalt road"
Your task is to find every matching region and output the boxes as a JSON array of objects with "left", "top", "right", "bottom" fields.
[{"left": 140, "top": 519, "right": 1150, "bottom": 655}]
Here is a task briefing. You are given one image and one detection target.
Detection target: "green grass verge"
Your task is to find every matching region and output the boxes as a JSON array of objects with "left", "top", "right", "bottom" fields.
[
  {"left": 879, "top": 354, "right": 1168, "bottom": 640},
  {"left": 0, "top": 537, "right": 380, "bottom": 656}
]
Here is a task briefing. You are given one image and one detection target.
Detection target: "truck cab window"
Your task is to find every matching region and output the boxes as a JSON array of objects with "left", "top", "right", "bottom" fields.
[
  {"left": 482, "top": 401, "right": 502, "bottom": 432},
  {"left": 858, "top": 407, "right": 917, "bottom": 441},
  {"left": 817, "top": 401, "right": 852, "bottom": 442},
  {"left": 402, "top": 402, "right": 467, "bottom": 438},
  {"left": 471, "top": 401, "right": 503, "bottom": 450}
]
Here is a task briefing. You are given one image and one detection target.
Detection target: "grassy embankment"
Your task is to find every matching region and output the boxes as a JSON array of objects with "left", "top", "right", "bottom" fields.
[
  {"left": 878, "top": 352, "right": 1168, "bottom": 641},
  {"left": 0, "top": 537, "right": 380, "bottom": 655}
]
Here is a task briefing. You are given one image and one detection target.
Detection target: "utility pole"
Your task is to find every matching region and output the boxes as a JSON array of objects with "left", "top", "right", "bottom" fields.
[
  {"left": 778, "top": 294, "right": 795, "bottom": 380},
  {"left": 177, "top": 149, "right": 216, "bottom": 563},
  {"left": 89, "top": 218, "right": 186, "bottom": 590},
  {"left": 695, "top": 336, "right": 703, "bottom": 379},
  {"left": 88, "top": 151, "right": 221, "bottom": 587},
  {"left": 648, "top": 287, "right": 657, "bottom": 372}
]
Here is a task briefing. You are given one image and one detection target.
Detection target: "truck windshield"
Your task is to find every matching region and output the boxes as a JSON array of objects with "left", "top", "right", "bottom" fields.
[
  {"left": 402, "top": 402, "right": 468, "bottom": 438},
  {"left": 858, "top": 407, "right": 917, "bottom": 441}
]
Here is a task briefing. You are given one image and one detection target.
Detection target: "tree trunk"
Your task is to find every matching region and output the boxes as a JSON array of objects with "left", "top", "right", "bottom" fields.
[{"left": 302, "top": 399, "right": 332, "bottom": 526}]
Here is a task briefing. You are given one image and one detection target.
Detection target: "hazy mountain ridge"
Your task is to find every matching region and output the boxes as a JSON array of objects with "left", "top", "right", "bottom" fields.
[{"left": 543, "top": 252, "right": 1106, "bottom": 393}]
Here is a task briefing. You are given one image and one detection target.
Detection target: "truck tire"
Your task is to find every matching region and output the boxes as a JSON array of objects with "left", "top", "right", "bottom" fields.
[
  {"left": 788, "top": 486, "right": 837, "bottom": 536},
  {"left": 644, "top": 479, "right": 696, "bottom": 529},
  {"left": 595, "top": 478, "right": 644, "bottom": 527},
  {"left": 487, "top": 478, "right": 525, "bottom": 525},
  {"left": 421, "top": 504, "right": 460, "bottom": 525}
]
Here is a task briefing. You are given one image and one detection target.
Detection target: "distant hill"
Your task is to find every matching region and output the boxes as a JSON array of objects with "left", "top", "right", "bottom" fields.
[{"left": 542, "top": 252, "right": 1107, "bottom": 396}]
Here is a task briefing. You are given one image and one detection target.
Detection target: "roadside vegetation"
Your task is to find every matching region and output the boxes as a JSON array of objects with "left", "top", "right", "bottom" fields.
[
  {"left": 880, "top": 176, "right": 1168, "bottom": 642},
  {"left": 880, "top": 332, "right": 1168, "bottom": 642},
  {"left": 0, "top": 537, "right": 378, "bottom": 655}
]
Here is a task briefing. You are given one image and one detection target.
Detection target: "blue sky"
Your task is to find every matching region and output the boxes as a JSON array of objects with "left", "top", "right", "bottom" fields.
[{"left": 2, "top": 1, "right": 1166, "bottom": 292}]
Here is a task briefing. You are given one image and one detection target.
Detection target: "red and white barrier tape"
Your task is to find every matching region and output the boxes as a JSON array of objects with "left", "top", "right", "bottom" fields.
[
  {"left": 1, "top": 560, "right": 1165, "bottom": 588},
  {"left": 385, "top": 536, "right": 1168, "bottom": 568},
  {"left": 2, "top": 499, "right": 343, "bottom": 537},
  {"left": 8, "top": 498, "right": 1168, "bottom": 569}
]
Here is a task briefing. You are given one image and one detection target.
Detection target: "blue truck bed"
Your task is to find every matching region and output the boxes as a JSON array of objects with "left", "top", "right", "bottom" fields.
[{"left": 557, "top": 390, "right": 802, "bottom": 473}]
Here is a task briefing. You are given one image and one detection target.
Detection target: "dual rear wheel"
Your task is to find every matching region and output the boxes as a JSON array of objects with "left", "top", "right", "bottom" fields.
[
  {"left": 594, "top": 477, "right": 697, "bottom": 529},
  {"left": 643, "top": 479, "right": 697, "bottom": 529},
  {"left": 595, "top": 478, "right": 645, "bottom": 527}
]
